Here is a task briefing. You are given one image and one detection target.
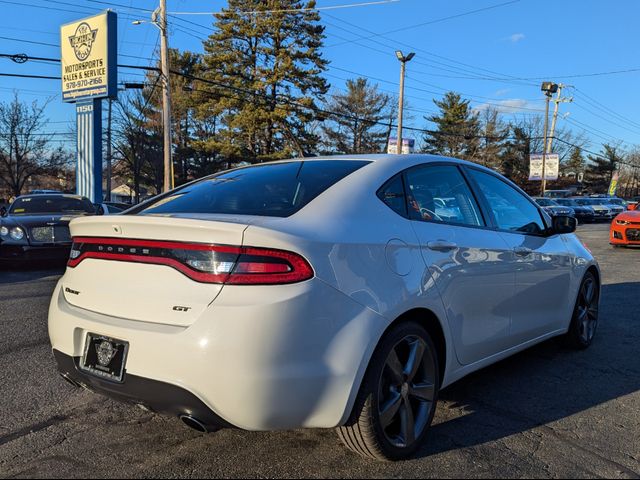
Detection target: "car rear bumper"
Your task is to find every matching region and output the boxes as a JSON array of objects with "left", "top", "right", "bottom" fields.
[
  {"left": 48, "top": 277, "right": 388, "bottom": 431},
  {"left": 0, "top": 244, "right": 71, "bottom": 261},
  {"left": 53, "top": 349, "right": 233, "bottom": 431}
]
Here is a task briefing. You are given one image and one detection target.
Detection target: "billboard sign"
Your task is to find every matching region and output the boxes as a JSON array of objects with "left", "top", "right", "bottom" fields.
[
  {"left": 529, "top": 153, "right": 560, "bottom": 181},
  {"left": 61, "top": 11, "right": 117, "bottom": 103},
  {"left": 387, "top": 137, "right": 415, "bottom": 155}
]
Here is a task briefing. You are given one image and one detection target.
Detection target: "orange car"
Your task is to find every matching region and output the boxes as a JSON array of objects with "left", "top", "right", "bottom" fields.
[{"left": 610, "top": 210, "right": 640, "bottom": 246}]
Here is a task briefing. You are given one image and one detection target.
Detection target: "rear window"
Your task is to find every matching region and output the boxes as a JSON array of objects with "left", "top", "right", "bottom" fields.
[
  {"left": 134, "top": 160, "right": 369, "bottom": 218},
  {"left": 9, "top": 195, "right": 95, "bottom": 215}
]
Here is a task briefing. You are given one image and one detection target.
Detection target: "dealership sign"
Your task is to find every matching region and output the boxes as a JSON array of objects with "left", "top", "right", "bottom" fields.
[
  {"left": 529, "top": 153, "right": 560, "bottom": 181},
  {"left": 61, "top": 11, "right": 117, "bottom": 204},
  {"left": 387, "top": 137, "right": 416, "bottom": 155},
  {"left": 60, "top": 11, "right": 117, "bottom": 103}
]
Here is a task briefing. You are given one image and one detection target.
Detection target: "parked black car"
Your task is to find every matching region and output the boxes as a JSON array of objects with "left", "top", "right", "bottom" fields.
[
  {"left": 554, "top": 198, "right": 596, "bottom": 223},
  {"left": 0, "top": 194, "right": 96, "bottom": 263},
  {"left": 533, "top": 197, "right": 575, "bottom": 218}
]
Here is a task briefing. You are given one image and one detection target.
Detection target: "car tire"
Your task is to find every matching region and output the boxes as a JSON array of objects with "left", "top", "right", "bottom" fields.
[
  {"left": 564, "top": 271, "right": 599, "bottom": 349},
  {"left": 337, "top": 321, "right": 440, "bottom": 461}
]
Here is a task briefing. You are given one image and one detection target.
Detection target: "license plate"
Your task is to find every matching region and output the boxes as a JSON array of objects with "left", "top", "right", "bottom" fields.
[{"left": 80, "top": 333, "right": 129, "bottom": 383}]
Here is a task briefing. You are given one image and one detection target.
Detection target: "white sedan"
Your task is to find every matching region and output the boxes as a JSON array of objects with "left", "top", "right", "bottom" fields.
[{"left": 48, "top": 155, "right": 600, "bottom": 460}]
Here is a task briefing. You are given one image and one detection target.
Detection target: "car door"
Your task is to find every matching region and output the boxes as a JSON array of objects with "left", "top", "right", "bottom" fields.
[
  {"left": 466, "top": 168, "right": 573, "bottom": 345},
  {"left": 404, "top": 164, "right": 516, "bottom": 366}
]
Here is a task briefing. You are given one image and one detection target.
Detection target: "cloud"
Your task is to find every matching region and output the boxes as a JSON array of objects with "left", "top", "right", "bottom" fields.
[
  {"left": 473, "top": 99, "right": 541, "bottom": 114},
  {"left": 494, "top": 89, "right": 511, "bottom": 97},
  {"left": 508, "top": 33, "right": 525, "bottom": 43}
]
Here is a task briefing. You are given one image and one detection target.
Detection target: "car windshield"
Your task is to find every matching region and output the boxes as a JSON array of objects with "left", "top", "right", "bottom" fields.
[
  {"left": 536, "top": 198, "right": 558, "bottom": 207},
  {"left": 133, "top": 160, "right": 370, "bottom": 218},
  {"left": 555, "top": 199, "right": 575, "bottom": 206},
  {"left": 608, "top": 198, "right": 625, "bottom": 205},
  {"left": 9, "top": 196, "right": 96, "bottom": 215}
]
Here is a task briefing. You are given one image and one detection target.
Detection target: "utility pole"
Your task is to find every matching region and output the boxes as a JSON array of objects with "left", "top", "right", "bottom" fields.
[
  {"left": 105, "top": 99, "right": 112, "bottom": 201},
  {"left": 395, "top": 51, "right": 415, "bottom": 155},
  {"left": 540, "top": 82, "right": 559, "bottom": 196},
  {"left": 159, "top": 0, "right": 173, "bottom": 192},
  {"left": 546, "top": 84, "right": 573, "bottom": 154}
]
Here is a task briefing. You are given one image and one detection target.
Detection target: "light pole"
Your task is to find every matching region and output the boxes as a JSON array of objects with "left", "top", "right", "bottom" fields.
[
  {"left": 133, "top": 1, "right": 173, "bottom": 192},
  {"left": 540, "top": 82, "right": 558, "bottom": 196},
  {"left": 395, "top": 50, "right": 415, "bottom": 155}
]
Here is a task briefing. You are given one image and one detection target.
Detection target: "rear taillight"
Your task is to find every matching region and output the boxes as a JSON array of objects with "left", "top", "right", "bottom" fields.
[{"left": 68, "top": 237, "right": 314, "bottom": 285}]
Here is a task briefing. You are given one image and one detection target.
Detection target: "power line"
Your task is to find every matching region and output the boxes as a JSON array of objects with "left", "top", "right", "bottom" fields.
[
  {"left": 321, "top": 11, "right": 538, "bottom": 88},
  {"left": 573, "top": 87, "right": 640, "bottom": 132},
  {"left": 169, "top": 0, "right": 401, "bottom": 15},
  {"left": 0, "top": 72, "right": 59, "bottom": 80},
  {"left": 0, "top": 37, "right": 156, "bottom": 63},
  {"left": 572, "top": 101, "right": 640, "bottom": 137},
  {"left": 326, "top": 0, "right": 521, "bottom": 48}
]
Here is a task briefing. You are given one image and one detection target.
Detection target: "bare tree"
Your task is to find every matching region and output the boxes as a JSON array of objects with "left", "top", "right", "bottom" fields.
[
  {"left": 0, "top": 93, "right": 71, "bottom": 197},
  {"left": 112, "top": 92, "right": 161, "bottom": 203}
]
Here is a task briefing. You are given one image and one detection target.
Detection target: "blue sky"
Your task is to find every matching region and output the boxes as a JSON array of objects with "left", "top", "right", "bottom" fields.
[{"left": 2, "top": 0, "right": 640, "bottom": 154}]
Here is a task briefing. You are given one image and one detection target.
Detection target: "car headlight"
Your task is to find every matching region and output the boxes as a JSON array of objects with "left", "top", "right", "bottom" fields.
[
  {"left": 0, "top": 226, "right": 8, "bottom": 237},
  {"left": 9, "top": 227, "right": 25, "bottom": 241},
  {"left": 616, "top": 219, "right": 630, "bottom": 226}
]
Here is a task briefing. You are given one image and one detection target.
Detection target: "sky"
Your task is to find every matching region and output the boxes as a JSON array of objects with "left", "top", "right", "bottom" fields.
[{"left": 2, "top": 0, "right": 640, "bottom": 156}]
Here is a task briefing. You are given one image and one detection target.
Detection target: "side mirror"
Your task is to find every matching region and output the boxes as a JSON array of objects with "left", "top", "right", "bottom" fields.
[
  {"left": 0, "top": 206, "right": 7, "bottom": 217},
  {"left": 552, "top": 215, "right": 577, "bottom": 235},
  {"left": 96, "top": 205, "right": 105, "bottom": 216}
]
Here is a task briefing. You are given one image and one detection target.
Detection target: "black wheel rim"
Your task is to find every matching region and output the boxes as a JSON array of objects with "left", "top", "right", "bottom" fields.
[
  {"left": 377, "top": 335, "right": 436, "bottom": 449},
  {"left": 577, "top": 277, "right": 599, "bottom": 343}
]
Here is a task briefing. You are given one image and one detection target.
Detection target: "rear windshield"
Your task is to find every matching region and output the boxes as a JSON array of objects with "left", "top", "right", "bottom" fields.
[
  {"left": 134, "top": 160, "right": 369, "bottom": 218},
  {"left": 9, "top": 196, "right": 95, "bottom": 215}
]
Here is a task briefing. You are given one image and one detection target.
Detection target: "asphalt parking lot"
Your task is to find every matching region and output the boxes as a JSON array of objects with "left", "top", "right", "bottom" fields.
[{"left": 0, "top": 223, "right": 638, "bottom": 479}]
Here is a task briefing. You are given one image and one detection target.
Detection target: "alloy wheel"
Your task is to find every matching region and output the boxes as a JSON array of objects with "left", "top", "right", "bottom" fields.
[
  {"left": 378, "top": 335, "right": 436, "bottom": 449},
  {"left": 577, "top": 276, "right": 599, "bottom": 343}
]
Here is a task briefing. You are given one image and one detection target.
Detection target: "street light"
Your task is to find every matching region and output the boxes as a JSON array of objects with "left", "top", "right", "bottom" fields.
[
  {"left": 540, "top": 82, "right": 559, "bottom": 196},
  {"left": 395, "top": 50, "right": 415, "bottom": 155}
]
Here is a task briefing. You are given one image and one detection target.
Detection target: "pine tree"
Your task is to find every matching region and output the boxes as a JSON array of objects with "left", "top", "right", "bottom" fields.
[
  {"left": 422, "top": 92, "right": 480, "bottom": 160},
  {"left": 564, "top": 146, "right": 586, "bottom": 178},
  {"left": 201, "top": 0, "right": 329, "bottom": 162},
  {"left": 139, "top": 49, "right": 212, "bottom": 185},
  {"left": 587, "top": 144, "right": 623, "bottom": 191},
  {"left": 321, "top": 78, "right": 391, "bottom": 154},
  {"left": 501, "top": 124, "right": 531, "bottom": 184},
  {"left": 477, "top": 107, "right": 508, "bottom": 170}
]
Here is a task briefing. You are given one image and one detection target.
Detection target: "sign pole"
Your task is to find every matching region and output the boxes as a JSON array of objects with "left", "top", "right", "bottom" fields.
[
  {"left": 75, "top": 100, "right": 103, "bottom": 203},
  {"left": 541, "top": 93, "right": 551, "bottom": 197}
]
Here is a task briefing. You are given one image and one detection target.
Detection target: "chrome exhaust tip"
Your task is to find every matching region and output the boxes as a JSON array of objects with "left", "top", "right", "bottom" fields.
[
  {"left": 180, "top": 415, "right": 210, "bottom": 433},
  {"left": 60, "top": 373, "right": 81, "bottom": 389}
]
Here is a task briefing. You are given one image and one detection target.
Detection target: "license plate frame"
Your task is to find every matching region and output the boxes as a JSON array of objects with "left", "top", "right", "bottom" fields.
[{"left": 80, "top": 333, "right": 129, "bottom": 383}]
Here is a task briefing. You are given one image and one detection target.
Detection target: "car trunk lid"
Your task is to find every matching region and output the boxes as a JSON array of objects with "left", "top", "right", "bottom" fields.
[{"left": 61, "top": 214, "right": 252, "bottom": 327}]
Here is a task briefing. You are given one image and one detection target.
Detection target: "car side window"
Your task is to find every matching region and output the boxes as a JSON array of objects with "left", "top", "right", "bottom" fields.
[
  {"left": 403, "top": 165, "right": 485, "bottom": 227},
  {"left": 377, "top": 174, "right": 407, "bottom": 217},
  {"left": 468, "top": 169, "right": 546, "bottom": 235}
]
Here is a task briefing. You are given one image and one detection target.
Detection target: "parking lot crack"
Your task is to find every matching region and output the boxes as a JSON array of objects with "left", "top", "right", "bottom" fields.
[{"left": 0, "top": 414, "right": 71, "bottom": 448}]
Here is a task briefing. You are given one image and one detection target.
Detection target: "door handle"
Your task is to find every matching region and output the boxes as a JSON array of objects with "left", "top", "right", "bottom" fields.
[
  {"left": 513, "top": 247, "right": 533, "bottom": 257},
  {"left": 427, "top": 240, "right": 458, "bottom": 251}
]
